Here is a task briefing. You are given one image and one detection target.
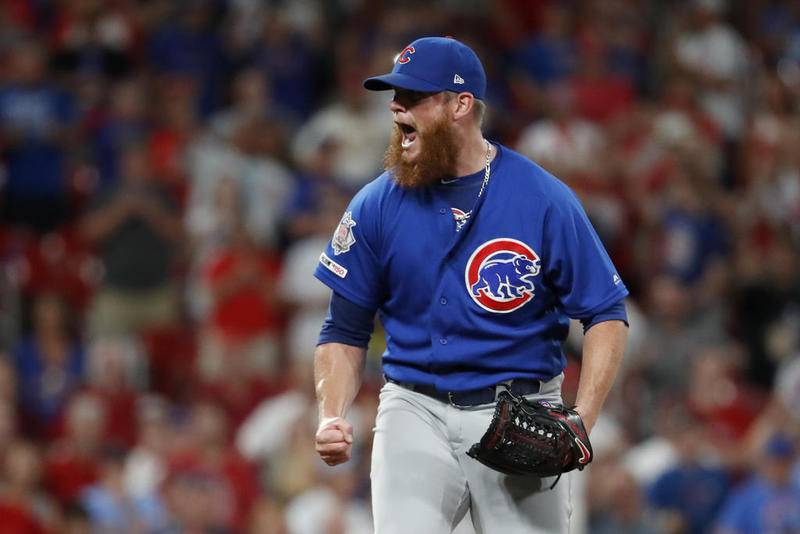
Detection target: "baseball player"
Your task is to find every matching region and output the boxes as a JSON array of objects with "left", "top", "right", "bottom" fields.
[{"left": 313, "top": 36, "right": 629, "bottom": 533}]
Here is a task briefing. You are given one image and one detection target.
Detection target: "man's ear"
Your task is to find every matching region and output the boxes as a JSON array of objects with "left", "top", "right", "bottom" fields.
[{"left": 452, "top": 92, "right": 474, "bottom": 121}]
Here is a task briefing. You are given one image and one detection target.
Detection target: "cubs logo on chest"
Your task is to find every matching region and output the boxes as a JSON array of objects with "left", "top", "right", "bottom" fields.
[{"left": 465, "top": 238, "right": 541, "bottom": 313}]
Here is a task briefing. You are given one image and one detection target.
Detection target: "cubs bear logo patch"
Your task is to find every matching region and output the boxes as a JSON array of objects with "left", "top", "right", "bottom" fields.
[
  {"left": 465, "top": 238, "right": 541, "bottom": 313},
  {"left": 332, "top": 211, "right": 356, "bottom": 255}
]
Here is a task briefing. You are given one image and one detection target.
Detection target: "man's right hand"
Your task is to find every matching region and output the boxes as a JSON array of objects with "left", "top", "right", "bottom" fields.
[{"left": 315, "top": 417, "right": 354, "bottom": 466}]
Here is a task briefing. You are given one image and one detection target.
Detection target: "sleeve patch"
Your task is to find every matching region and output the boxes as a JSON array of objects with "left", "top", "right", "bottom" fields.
[
  {"left": 320, "top": 252, "right": 348, "bottom": 278},
  {"left": 332, "top": 211, "right": 357, "bottom": 255}
]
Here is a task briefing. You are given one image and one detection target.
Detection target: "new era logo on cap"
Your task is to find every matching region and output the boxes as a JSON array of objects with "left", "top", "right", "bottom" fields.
[{"left": 453, "top": 74, "right": 464, "bottom": 84}]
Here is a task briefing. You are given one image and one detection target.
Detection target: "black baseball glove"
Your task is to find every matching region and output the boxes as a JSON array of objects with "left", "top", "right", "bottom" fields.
[{"left": 467, "top": 389, "right": 593, "bottom": 487}]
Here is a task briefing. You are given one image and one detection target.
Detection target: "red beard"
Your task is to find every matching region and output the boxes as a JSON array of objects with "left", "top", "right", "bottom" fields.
[{"left": 383, "top": 114, "right": 459, "bottom": 188}]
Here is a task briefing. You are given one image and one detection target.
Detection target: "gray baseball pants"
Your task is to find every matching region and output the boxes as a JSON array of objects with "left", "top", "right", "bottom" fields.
[{"left": 371, "top": 375, "right": 574, "bottom": 533}]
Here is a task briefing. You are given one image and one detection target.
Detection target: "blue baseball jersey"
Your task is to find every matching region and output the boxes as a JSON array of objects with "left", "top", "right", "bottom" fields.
[{"left": 314, "top": 143, "right": 628, "bottom": 391}]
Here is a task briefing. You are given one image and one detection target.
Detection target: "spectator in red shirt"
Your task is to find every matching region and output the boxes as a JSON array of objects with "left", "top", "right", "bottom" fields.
[
  {"left": 569, "top": 42, "right": 635, "bottom": 123},
  {"left": 83, "top": 336, "right": 147, "bottom": 447},
  {"left": 167, "top": 400, "right": 260, "bottom": 532},
  {"left": 147, "top": 77, "right": 199, "bottom": 206},
  {"left": 0, "top": 440, "right": 58, "bottom": 533},
  {"left": 687, "top": 348, "right": 765, "bottom": 465},
  {"left": 198, "top": 221, "right": 282, "bottom": 389},
  {"left": 44, "top": 393, "right": 105, "bottom": 506}
]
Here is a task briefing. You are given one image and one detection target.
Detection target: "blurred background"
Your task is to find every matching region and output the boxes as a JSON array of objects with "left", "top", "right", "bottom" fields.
[{"left": 0, "top": 0, "right": 799, "bottom": 532}]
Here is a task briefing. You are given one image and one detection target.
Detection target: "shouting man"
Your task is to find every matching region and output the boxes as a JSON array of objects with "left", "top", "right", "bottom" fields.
[{"left": 313, "top": 36, "right": 629, "bottom": 533}]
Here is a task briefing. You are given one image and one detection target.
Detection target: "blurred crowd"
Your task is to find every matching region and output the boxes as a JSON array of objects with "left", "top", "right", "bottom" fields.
[{"left": 0, "top": 0, "right": 799, "bottom": 532}]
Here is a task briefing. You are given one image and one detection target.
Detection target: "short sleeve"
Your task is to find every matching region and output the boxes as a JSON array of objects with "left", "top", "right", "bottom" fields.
[
  {"left": 314, "top": 181, "right": 384, "bottom": 310},
  {"left": 542, "top": 188, "right": 629, "bottom": 318}
]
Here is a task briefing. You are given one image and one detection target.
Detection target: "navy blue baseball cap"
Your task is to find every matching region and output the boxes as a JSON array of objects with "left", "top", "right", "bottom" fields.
[{"left": 364, "top": 37, "right": 487, "bottom": 100}]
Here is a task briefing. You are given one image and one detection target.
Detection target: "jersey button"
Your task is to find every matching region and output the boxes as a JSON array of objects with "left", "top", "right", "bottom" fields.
[
  {"left": 440, "top": 297, "right": 447, "bottom": 305},
  {"left": 439, "top": 338, "right": 448, "bottom": 345},
  {"left": 439, "top": 208, "right": 447, "bottom": 215}
]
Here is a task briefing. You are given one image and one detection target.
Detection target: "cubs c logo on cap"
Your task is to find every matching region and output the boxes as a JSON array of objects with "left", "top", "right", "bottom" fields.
[
  {"left": 397, "top": 46, "right": 415, "bottom": 64},
  {"left": 465, "top": 238, "right": 540, "bottom": 313}
]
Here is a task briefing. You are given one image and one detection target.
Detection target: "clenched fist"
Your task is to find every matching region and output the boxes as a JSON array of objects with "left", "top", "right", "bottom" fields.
[{"left": 315, "top": 417, "right": 354, "bottom": 466}]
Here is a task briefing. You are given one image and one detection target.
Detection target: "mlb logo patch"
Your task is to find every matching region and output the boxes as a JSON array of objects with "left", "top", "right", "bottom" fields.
[{"left": 332, "top": 211, "right": 357, "bottom": 255}]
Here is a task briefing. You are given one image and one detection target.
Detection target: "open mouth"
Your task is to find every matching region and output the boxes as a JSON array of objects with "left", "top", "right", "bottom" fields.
[{"left": 397, "top": 122, "right": 417, "bottom": 149}]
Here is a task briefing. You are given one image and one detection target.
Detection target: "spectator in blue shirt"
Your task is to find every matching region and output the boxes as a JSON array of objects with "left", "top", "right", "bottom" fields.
[
  {"left": 13, "top": 293, "right": 84, "bottom": 440},
  {"left": 512, "top": 3, "right": 577, "bottom": 86},
  {"left": 146, "top": 0, "right": 228, "bottom": 116},
  {"left": 715, "top": 433, "right": 800, "bottom": 534},
  {"left": 0, "top": 38, "right": 77, "bottom": 232},
  {"left": 92, "top": 79, "right": 150, "bottom": 189},
  {"left": 648, "top": 412, "right": 731, "bottom": 534},
  {"left": 249, "top": 13, "right": 322, "bottom": 122},
  {"left": 81, "top": 446, "right": 167, "bottom": 532},
  {"left": 659, "top": 174, "right": 729, "bottom": 287}
]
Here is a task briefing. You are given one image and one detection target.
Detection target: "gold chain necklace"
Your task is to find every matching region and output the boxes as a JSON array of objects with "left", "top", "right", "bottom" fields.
[
  {"left": 453, "top": 140, "right": 492, "bottom": 233},
  {"left": 477, "top": 139, "right": 491, "bottom": 199}
]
